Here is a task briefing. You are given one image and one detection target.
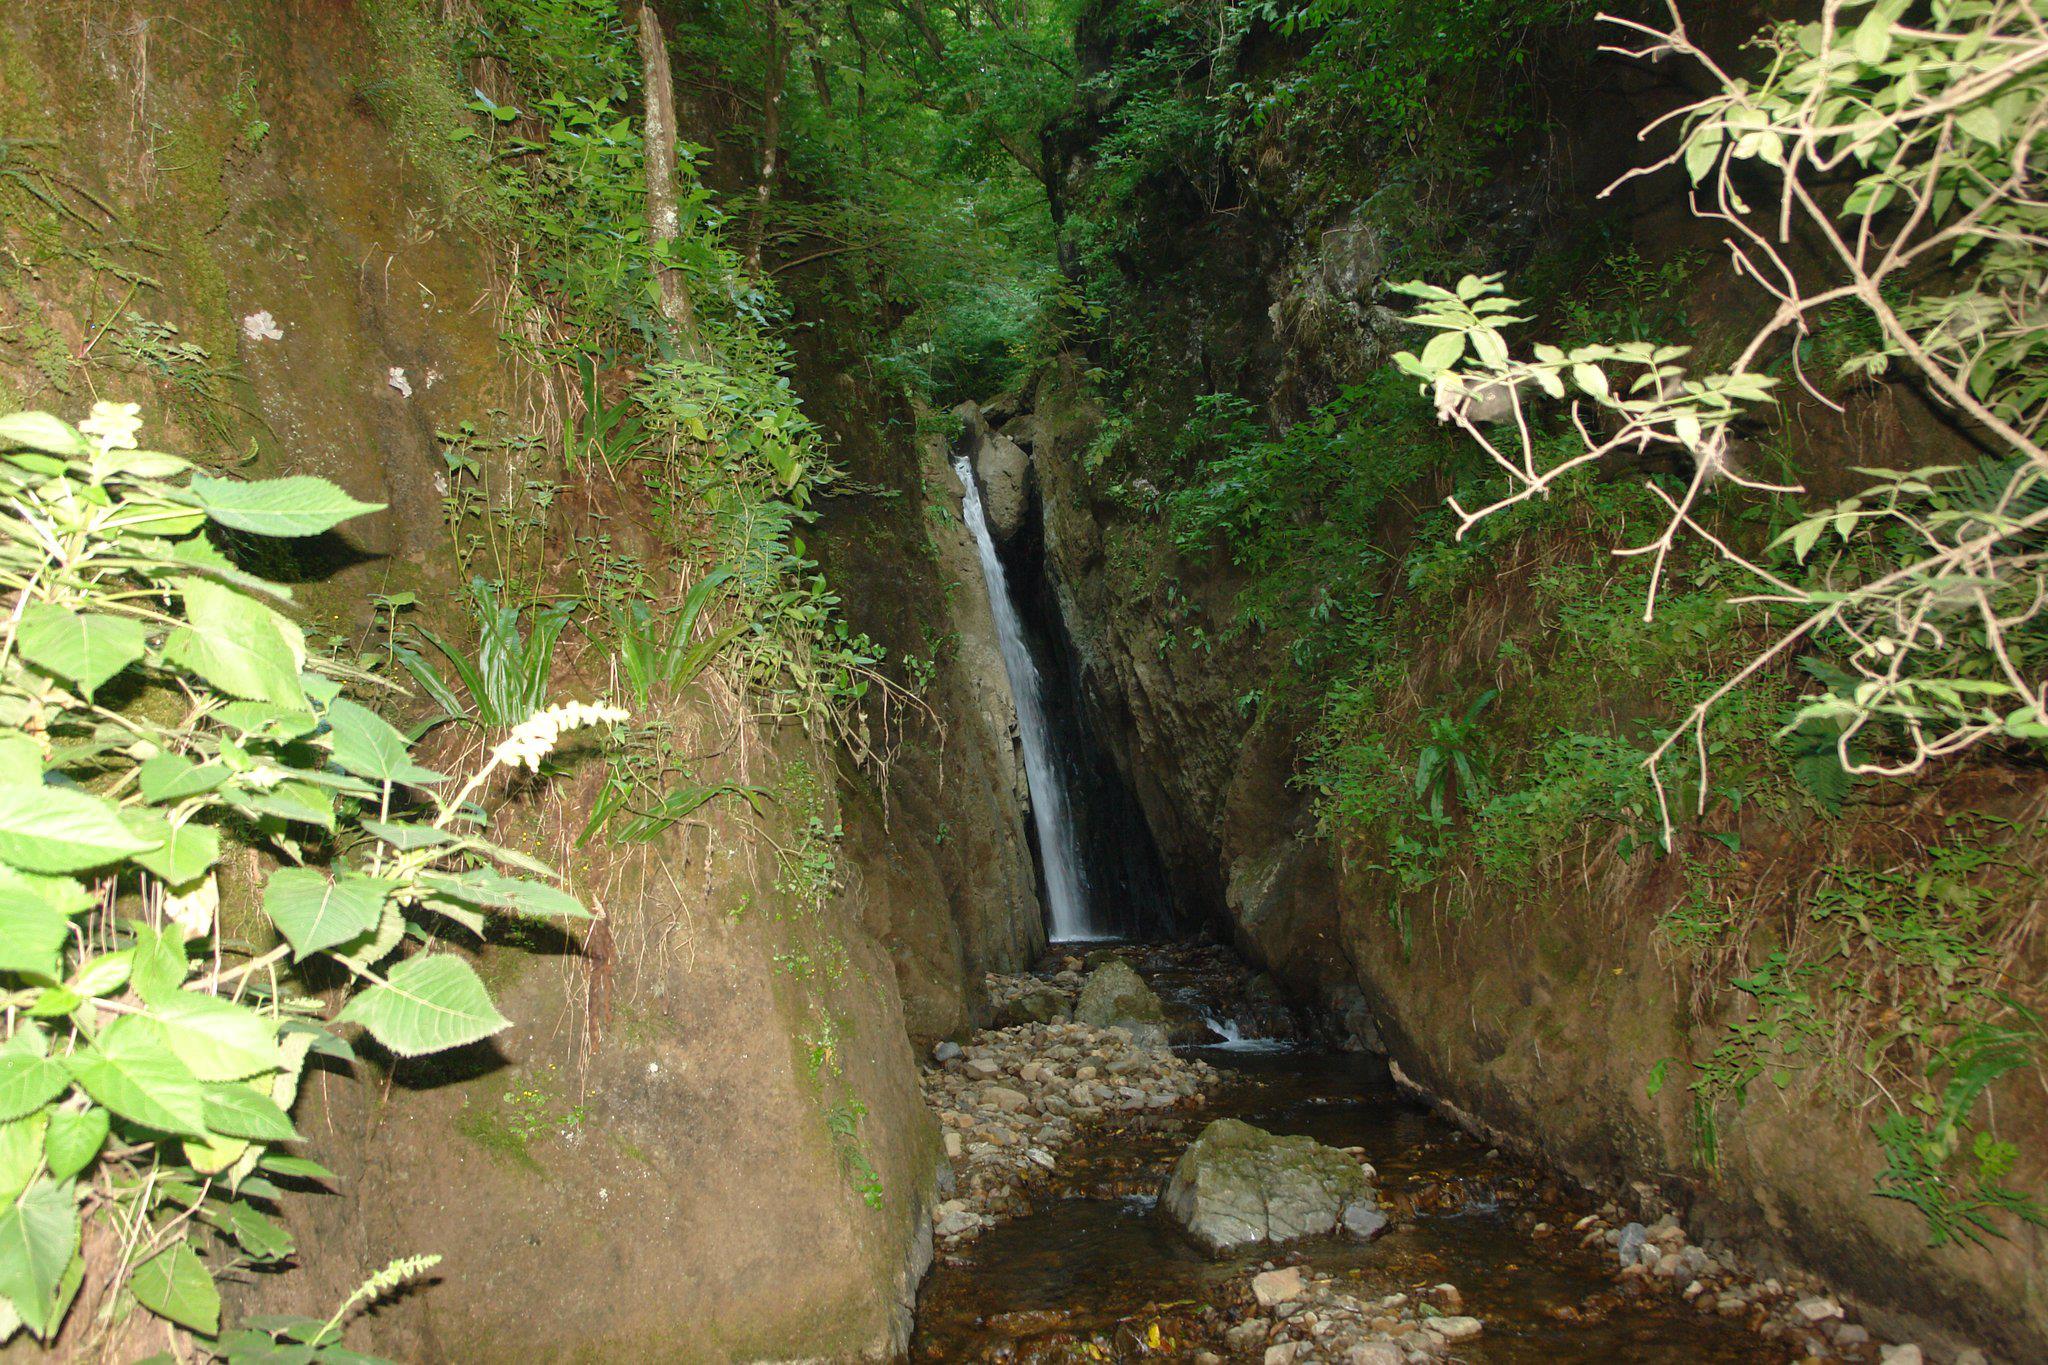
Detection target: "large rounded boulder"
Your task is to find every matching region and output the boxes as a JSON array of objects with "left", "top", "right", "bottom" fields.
[
  {"left": 1073, "top": 959, "right": 1171, "bottom": 1049},
  {"left": 1161, "top": 1118, "right": 1384, "bottom": 1254}
]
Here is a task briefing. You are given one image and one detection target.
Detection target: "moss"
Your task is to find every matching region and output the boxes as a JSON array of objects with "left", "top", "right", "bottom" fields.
[{"left": 354, "top": 0, "right": 499, "bottom": 228}]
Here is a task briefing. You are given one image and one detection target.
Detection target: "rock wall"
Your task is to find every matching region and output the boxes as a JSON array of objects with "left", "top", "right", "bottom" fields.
[{"left": 0, "top": 2, "right": 1041, "bottom": 1357}]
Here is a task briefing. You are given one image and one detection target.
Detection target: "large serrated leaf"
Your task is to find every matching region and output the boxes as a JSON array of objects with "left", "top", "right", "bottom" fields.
[
  {"left": 161, "top": 577, "right": 307, "bottom": 710},
  {"left": 339, "top": 954, "right": 508, "bottom": 1057},
  {"left": 263, "top": 868, "right": 391, "bottom": 960},
  {"left": 42, "top": 1109, "right": 107, "bottom": 1183},
  {"left": 64, "top": 1017, "right": 208, "bottom": 1137},
  {"left": 0, "top": 783, "right": 156, "bottom": 874},
  {"left": 16, "top": 606, "right": 148, "bottom": 700},
  {"left": 0, "top": 1053, "right": 68, "bottom": 1124},
  {"left": 148, "top": 994, "right": 279, "bottom": 1082},
  {"left": 0, "top": 413, "right": 88, "bottom": 457},
  {"left": 0, "top": 885, "right": 75, "bottom": 979},
  {"left": 422, "top": 867, "right": 589, "bottom": 920},
  {"left": 323, "top": 697, "right": 444, "bottom": 787},
  {"left": 0, "top": 1178, "right": 78, "bottom": 1337},
  {"left": 185, "top": 472, "right": 383, "bottom": 538},
  {"left": 137, "top": 753, "right": 231, "bottom": 804},
  {"left": 200, "top": 1082, "right": 300, "bottom": 1142},
  {"left": 124, "top": 814, "right": 220, "bottom": 886},
  {"left": 130, "top": 1239, "right": 219, "bottom": 1335}
]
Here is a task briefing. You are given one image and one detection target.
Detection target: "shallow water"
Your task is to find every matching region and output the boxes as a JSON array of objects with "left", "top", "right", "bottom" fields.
[{"left": 912, "top": 1035, "right": 1784, "bottom": 1362}]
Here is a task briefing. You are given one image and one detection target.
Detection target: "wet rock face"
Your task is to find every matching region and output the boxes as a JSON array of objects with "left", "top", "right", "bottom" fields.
[
  {"left": 1073, "top": 959, "right": 1172, "bottom": 1049},
  {"left": 953, "top": 400, "right": 1032, "bottom": 544},
  {"left": 1161, "top": 1118, "right": 1382, "bottom": 1255}
]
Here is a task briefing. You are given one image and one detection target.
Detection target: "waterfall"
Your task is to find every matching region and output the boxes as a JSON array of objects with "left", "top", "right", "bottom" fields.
[{"left": 954, "top": 455, "right": 1104, "bottom": 941}]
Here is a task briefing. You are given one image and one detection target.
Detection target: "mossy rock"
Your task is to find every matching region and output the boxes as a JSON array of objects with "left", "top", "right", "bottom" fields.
[
  {"left": 1160, "top": 1118, "right": 1381, "bottom": 1255},
  {"left": 1073, "top": 959, "right": 1170, "bottom": 1048}
]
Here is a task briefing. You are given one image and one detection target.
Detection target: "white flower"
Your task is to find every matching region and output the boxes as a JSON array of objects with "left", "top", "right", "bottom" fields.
[
  {"left": 78, "top": 401, "right": 143, "bottom": 452},
  {"left": 242, "top": 310, "right": 284, "bottom": 342},
  {"left": 491, "top": 700, "right": 630, "bottom": 772},
  {"left": 387, "top": 367, "right": 413, "bottom": 398},
  {"left": 164, "top": 872, "right": 219, "bottom": 940}
]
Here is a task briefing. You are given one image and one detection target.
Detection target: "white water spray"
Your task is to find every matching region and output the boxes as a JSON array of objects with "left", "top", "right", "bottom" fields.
[{"left": 954, "top": 455, "right": 1104, "bottom": 941}]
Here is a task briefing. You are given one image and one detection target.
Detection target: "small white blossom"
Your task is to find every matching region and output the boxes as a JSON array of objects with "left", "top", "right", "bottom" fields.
[
  {"left": 424, "top": 367, "right": 442, "bottom": 389},
  {"left": 242, "top": 310, "right": 284, "bottom": 342},
  {"left": 492, "top": 701, "right": 630, "bottom": 772},
  {"left": 387, "top": 367, "right": 413, "bottom": 398},
  {"left": 164, "top": 872, "right": 219, "bottom": 940},
  {"left": 79, "top": 401, "right": 143, "bottom": 452}
]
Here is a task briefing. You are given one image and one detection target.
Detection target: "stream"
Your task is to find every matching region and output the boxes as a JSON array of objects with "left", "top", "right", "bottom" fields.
[{"left": 910, "top": 946, "right": 1788, "bottom": 1363}]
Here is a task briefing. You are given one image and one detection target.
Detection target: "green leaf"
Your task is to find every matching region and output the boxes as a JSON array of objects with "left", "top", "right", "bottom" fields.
[
  {"left": 149, "top": 994, "right": 279, "bottom": 1082},
  {"left": 129, "top": 1240, "right": 219, "bottom": 1336},
  {"left": 137, "top": 754, "right": 229, "bottom": 804},
  {"left": 339, "top": 954, "right": 508, "bottom": 1057},
  {"left": 261, "top": 1154, "right": 336, "bottom": 1182},
  {"left": 125, "top": 815, "right": 220, "bottom": 886},
  {"left": 204, "top": 1200, "right": 293, "bottom": 1262},
  {"left": 0, "top": 1114, "right": 44, "bottom": 1203},
  {"left": 200, "top": 1083, "right": 299, "bottom": 1142},
  {"left": 0, "top": 885, "right": 75, "bottom": 979},
  {"left": 323, "top": 697, "right": 445, "bottom": 787},
  {"left": 1419, "top": 330, "right": 1465, "bottom": 371},
  {"left": 128, "top": 922, "right": 189, "bottom": 1004},
  {"left": 223, "top": 779, "right": 334, "bottom": 831},
  {"left": 0, "top": 782, "right": 156, "bottom": 874},
  {"left": 64, "top": 1017, "right": 209, "bottom": 1137},
  {"left": 263, "top": 868, "right": 391, "bottom": 960},
  {"left": 67, "top": 950, "right": 131, "bottom": 999},
  {"left": 161, "top": 578, "right": 307, "bottom": 710},
  {"left": 0, "top": 1178, "right": 78, "bottom": 1337},
  {"left": 362, "top": 820, "right": 454, "bottom": 851},
  {"left": 184, "top": 472, "right": 383, "bottom": 538},
  {"left": 42, "top": 1109, "right": 107, "bottom": 1183},
  {"left": 421, "top": 867, "right": 590, "bottom": 920},
  {"left": 15, "top": 607, "right": 148, "bottom": 700},
  {"left": 0, "top": 412, "right": 87, "bottom": 458},
  {"left": 0, "top": 1052, "right": 67, "bottom": 1125}
]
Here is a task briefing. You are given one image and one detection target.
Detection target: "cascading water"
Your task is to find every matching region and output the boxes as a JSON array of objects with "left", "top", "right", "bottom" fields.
[{"left": 954, "top": 455, "right": 1105, "bottom": 941}]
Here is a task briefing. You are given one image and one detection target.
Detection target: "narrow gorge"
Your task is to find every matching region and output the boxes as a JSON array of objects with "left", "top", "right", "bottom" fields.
[{"left": 0, "top": 2, "right": 2042, "bottom": 1364}]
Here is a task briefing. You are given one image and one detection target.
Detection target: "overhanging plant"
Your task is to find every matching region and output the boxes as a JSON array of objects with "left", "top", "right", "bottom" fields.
[{"left": 0, "top": 401, "right": 619, "bottom": 1355}]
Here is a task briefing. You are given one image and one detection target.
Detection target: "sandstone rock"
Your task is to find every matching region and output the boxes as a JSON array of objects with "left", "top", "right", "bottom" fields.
[
  {"left": 1879, "top": 1346, "right": 1923, "bottom": 1365},
  {"left": 1427, "top": 1315, "right": 1483, "bottom": 1343},
  {"left": 1161, "top": 1118, "right": 1378, "bottom": 1254},
  {"left": 1074, "top": 960, "right": 1172, "bottom": 1049},
  {"left": 1346, "top": 1345, "right": 1403, "bottom": 1365},
  {"left": 1263, "top": 1343, "right": 1301, "bottom": 1365},
  {"left": 984, "top": 1086, "right": 1028, "bottom": 1112},
  {"left": 965, "top": 1057, "right": 1000, "bottom": 1079},
  {"left": 1794, "top": 1296, "right": 1844, "bottom": 1323},
  {"left": 1252, "top": 1266, "right": 1306, "bottom": 1307}
]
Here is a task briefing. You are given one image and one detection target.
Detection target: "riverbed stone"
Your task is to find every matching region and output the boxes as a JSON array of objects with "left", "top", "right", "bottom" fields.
[
  {"left": 1252, "top": 1266, "right": 1305, "bottom": 1306},
  {"left": 1074, "top": 960, "right": 1172, "bottom": 1049},
  {"left": 1161, "top": 1118, "right": 1379, "bottom": 1254}
]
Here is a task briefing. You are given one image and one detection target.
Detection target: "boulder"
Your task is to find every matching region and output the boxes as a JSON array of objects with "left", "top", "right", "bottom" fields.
[
  {"left": 1073, "top": 960, "right": 1172, "bottom": 1049},
  {"left": 1161, "top": 1118, "right": 1382, "bottom": 1254},
  {"left": 953, "top": 402, "right": 1032, "bottom": 544},
  {"left": 993, "top": 985, "right": 1071, "bottom": 1028}
]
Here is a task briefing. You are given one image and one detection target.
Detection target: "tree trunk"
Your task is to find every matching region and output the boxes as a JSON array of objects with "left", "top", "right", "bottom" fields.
[
  {"left": 635, "top": 4, "right": 711, "bottom": 362},
  {"left": 747, "top": 0, "right": 786, "bottom": 272}
]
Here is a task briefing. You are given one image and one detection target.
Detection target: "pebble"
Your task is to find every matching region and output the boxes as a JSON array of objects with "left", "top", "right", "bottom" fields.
[
  {"left": 1253, "top": 1266, "right": 1305, "bottom": 1307},
  {"left": 922, "top": 977, "right": 1218, "bottom": 1248},
  {"left": 1879, "top": 1347, "right": 1923, "bottom": 1365},
  {"left": 1427, "top": 1316, "right": 1484, "bottom": 1343}
]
